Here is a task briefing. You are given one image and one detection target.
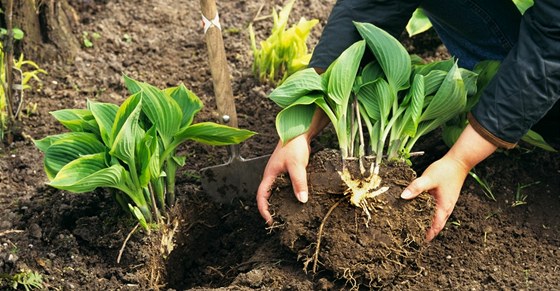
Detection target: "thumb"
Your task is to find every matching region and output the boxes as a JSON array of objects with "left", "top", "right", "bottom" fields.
[
  {"left": 401, "top": 176, "right": 434, "bottom": 200},
  {"left": 287, "top": 163, "right": 309, "bottom": 203}
]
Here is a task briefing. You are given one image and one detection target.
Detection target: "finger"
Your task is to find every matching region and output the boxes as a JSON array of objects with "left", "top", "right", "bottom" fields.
[
  {"left": 426, "top": 205, "right": 452, "bottom": 241},
  {"left": 401, "top": 176, "right": 435, "bottom": 200},
  {"left": 256, "top": 173, "right": 276, "bottom": 225},
  {"left": 287, "top": 162, "right": 309, "bottom": 203}
]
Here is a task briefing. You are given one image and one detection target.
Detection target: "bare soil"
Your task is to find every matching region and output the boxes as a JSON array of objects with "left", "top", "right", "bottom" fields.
[{"left": 0, "top": 0, "right": 559, "bottom": 290}]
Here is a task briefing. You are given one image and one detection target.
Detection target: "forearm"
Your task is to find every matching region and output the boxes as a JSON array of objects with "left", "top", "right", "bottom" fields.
[
  {"left": 445, "top": 124, "right": 497, "bottom": 172},
  {"left": 302, "top": 109, "right": 330, "bottom": 143}
]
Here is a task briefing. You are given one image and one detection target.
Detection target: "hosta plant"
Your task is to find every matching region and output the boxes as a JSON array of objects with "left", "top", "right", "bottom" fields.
[
  {"left": 34, "top": 76, "right": 255, "bottom": 230},
  {"left": 269, "top": 22, "right": 477, "bottom": 218},
  {"left": 249, "top": 0, "right": 318, "bottom": 85}
]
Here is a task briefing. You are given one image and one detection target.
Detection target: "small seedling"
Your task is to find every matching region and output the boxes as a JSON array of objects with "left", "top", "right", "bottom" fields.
[
  {"left": 123, "top": 33, "right": 132, "bottom": 43},
  {"left": 0, "top": 270, "right": 43, "bottom": 291},
  {"left": 512, "top": 181, "right": 539, "bottom": 207},
  {"left": 468, "top": 169, "right": 496, "bottom": 201},
  {"left": 82, "top": 31, "right": 101, "bottom": 48},
  {"left": 0, "top": 31, "right": 46, "bottom": 141}
]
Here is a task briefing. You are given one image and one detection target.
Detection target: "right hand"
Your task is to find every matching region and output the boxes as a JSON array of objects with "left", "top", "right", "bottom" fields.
[{"left": 256, "top": 134, "right": 311, "bottom": 225}]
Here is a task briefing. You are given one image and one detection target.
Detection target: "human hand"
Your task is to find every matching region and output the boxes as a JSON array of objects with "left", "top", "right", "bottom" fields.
[
  {"left": 400, "top": 156, "right": 469, "bottom": 241},
  {"left": 256, "top": 134, "right": 311, "bottom": 225},
  {"left": 400, "top": 124, "right": 497, "bottom": 241}
]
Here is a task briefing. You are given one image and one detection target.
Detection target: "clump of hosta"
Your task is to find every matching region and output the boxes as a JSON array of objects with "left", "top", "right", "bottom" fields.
[
  {"left": 249, "top": 0, "right": 318, "bottom": 85},
  {"left": 268, "top": 22, "right": 478, "bottom": 218},
  {"left": 35, "top": 76, "right": 255, "bottom": 231}
]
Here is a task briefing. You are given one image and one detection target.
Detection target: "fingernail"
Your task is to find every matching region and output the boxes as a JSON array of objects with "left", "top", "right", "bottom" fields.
[
  {"left": 401, "top": 189, "right": 413, "bottom": 199},
  {"left": 296, "top": 191, "right": 308, "bottom": 203}
]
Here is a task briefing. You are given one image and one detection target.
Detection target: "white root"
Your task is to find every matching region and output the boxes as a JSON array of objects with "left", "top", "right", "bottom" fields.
[{"left": 338, "top": 167, "right": 390, "bottom": 223}]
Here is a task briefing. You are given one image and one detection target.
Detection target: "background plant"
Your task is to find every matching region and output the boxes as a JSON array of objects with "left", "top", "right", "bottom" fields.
[
  {"left": 268, "top": 22, "right": 476, "bottom": 216},
  {"left": 0, "top": 270, "right": 43, "bottom": 291},
  {"left": 0, "top": 13, "right": 46, "bottom": 142},
  {"left": 249, "top": 0, "right": 318, "bottom": 85},
  {"left": 34, "top": 76, "right": 255, "bottom": 230}
]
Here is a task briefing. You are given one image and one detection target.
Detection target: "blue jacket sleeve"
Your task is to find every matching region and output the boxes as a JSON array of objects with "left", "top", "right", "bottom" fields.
[
  {"left": 470, "top": 0, "right": 560, "bottom": 148},
  {"left": 309, "top": 0, "right": 422, "bottom": 70}
]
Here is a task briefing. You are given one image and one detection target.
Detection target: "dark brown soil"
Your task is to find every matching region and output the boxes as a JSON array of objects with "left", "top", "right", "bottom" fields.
[
  {"left": 0, "top": 0, "right": 559, "bottom": 290},
  {"left": 271, "top": 149, "right": 434, "bottom": 289}
]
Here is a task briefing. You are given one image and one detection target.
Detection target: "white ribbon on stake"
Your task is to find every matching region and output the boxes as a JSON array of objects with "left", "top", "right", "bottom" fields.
[{"left": 202, "top": 12, "right": 221, "bottom": 34}]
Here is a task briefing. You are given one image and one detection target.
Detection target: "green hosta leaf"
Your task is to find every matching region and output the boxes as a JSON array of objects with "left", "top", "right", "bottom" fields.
[
  {"left": 406, "top": 8, "right": 432, "bottom": 37},
  {"left": 275, "top": 94, "right": 321, "bottom": 143},
  {"left": 138, "top": 126, "right": 159, "bottom": 187},
  {"left": 50, "top": 109, "right": 99, "bottom": 134},
  {"left": 164, "top": 84, "right": 203, "bottom": 128},
  {"left": 355, "top": 22, "right": 411, "bottom": 91},
  {"left": 268, "top": 68, "right": 323, "bottom": 108},
  {"left": 414, "top": 59, "right": 454, "bottom": 76},
  {"left": 111, "top": 92, "right": 141, "bottom": 145},
  {"left": 521, "top": 130, "right": 558, "bottom": 152},
  {"left": 460, "top": 68, "right": 479, "bottom": 97},
  {"left": 357, "top": 78, "right": 392, "bottom": 122},
  {"left": 513, "top": 0, "right": 534, "bottom": 14},
  {"left": 88, "top": 100, "right": 119, "bottom": 147},
  {"left": 400, "top": 74, "right": 425, "bottom": 137},
  {"left": 420, "top": 62, "right": 466, "bottom": 124},
  {"left": 276, "top": 104, "right": 316, "bottom": 144},
  {"left": 129, "top": 204, "right": 149, "bottom": 231},
  {"left": 49, "top": 153, "right": 127, "bottom": 192},
  {"left": 174, "top": 122, "right": 255, "bottom": 146},
  {"left": 42, "top": 133, "right": 106, "bottom": 179},
  {"left": 327, "top": 40, "right": 365, "bottom": 109},
  {"left": 442, "top": 121, "right": 467, "bottom": 148},
  {"left": 468, "top": 60, "right": 501, "bottom": 110},
  {"left": 422, "top": 70, "right": 448, "bottom": 96},
  {"left": 124, "top": 76, "right": 183, "bottom": 145},
  {"left": 361, "top": 61, "right": 384, "bottom": 84},
  {"left": 172, "top": 155, "right": 186, "bottom": 167},
  {"left": 110, "top": 99, "right": 143, "bottom": 168}
]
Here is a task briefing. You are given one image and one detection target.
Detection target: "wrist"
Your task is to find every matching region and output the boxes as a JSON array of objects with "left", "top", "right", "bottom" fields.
[{"left": 446, "top": 124, "right": 497, "bottom": 170}]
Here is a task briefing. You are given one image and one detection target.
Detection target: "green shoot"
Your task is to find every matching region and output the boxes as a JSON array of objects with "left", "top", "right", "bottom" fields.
[
  {"left": 249, "top": 0, "right": 318, "bottom": 85},
  {"left": 512, "top": 181, "right": 539, "bottom": 207},
  {"left": 468, "top": 169, "right": 496, "bottom": 201},
  {"left": 0, "top": 36, "right": 47, "bottom": 142},
  {"left": 0, "top": 270, "right": 43, "bottom": 291},
  {"left": 82, "top": 31, "right": 101, "bottom": 48},
  {"left": 35, "top": 76, "right": 255, "bottom": 230}
]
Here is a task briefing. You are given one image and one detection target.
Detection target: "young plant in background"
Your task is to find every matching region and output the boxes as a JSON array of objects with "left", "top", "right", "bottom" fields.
[
  {"left": 0, "top": 24, "right": 46, "bottom": 142},
  {"left": 249, "top": 0, "right": 318, "bottom": 85},
  {"left": 34, "top": 76, "right": 255, "bottom": 230},
  {"left": 0, "top": 269, "right": 43, "bottom": 291},
  {"left": 269, "top": 22, "right": 476, "bottom": 218}
]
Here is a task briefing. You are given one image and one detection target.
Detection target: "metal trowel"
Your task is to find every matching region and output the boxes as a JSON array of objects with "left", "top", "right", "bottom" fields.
[{"left": 199, "top": 0, "right": 270, "bottom": 203}]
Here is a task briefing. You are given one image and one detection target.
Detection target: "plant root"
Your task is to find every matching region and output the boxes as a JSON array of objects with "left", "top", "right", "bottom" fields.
[
  {"left": 311, "top": 196, "right": 347, "bottom": 274},
  {"left": 338, "top": 168, "right": 389, "bottom": 223},
  {"left": 117, "top": 223, "right": 139, "bottom": 264}
]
